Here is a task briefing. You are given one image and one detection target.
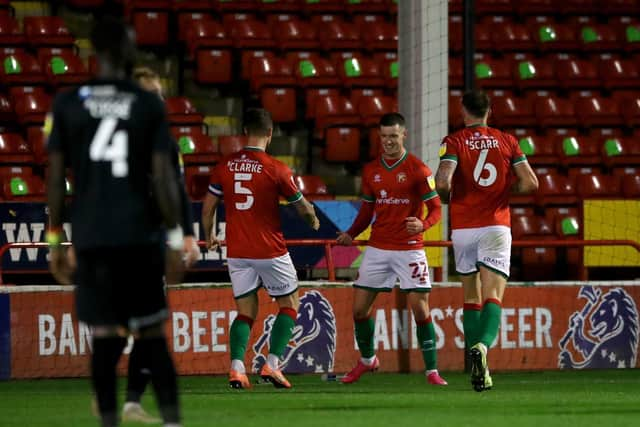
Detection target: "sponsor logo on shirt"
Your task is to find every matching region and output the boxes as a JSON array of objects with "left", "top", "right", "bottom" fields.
[
  {"left": 377, "top": 189, "right": 409, "bottom": 205},
  {"left": 374, "top": 174, "right": 381, "bottom": 183}
]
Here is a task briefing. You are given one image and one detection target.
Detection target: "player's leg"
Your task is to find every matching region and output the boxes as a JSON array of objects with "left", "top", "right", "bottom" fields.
[
  {"left": 123, "top": 338, "right": 160, "bottom": 424},
  {"left": 228, "top": 258, "right": 260, "bottom": 389},
  {"left": 75, "top": 249, "right": 127, "bottom": 427},
  {"left": 451, "top": 228, "right": 482, "bottom": 349},
  {"left": 254, "top": 253, "right": 299, "bottom": 388},
  {"left": 342, "top": 247, "right": 394, "bottom": 384}
]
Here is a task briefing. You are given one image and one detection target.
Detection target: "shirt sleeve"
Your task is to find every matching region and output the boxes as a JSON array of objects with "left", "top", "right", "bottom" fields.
[
  {"left": 277, "top": 164, "right": 302, "bottom": 203},
  {"left": 510, "top": 134, "right": 527, "bottom": 166},
  {"left": 419, "top": 163, "right": 439, "bottom": 201},
  {"left": 207, "top": 164, "right": 223, "bottom": 198},
  {"left": 439, "top": 135, "right": 458, "bottom": 163},
  {"left": 361, "top": 166, "right": 375, "bottom": 203}
]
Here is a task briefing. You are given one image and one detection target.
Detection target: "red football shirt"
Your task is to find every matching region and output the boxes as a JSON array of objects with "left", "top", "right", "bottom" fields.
[
  {"left": 440, "top": 125, "right": 526, "bottom": 230},
  {"left": 208, "top": 147, "right": 302, "bottom": 259},
  {"left": 361, "top": 152, "right": 438, "bottom": 250}
]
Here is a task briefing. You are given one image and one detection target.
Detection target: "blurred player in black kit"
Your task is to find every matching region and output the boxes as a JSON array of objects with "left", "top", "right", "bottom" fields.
[{"left": 46, "top": 17, "right": 183, "bottom": 427}]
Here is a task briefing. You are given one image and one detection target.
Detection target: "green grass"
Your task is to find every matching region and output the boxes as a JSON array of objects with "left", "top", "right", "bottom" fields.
[{"left": 1, "top": 370, "right": 639, "bottom": 427}]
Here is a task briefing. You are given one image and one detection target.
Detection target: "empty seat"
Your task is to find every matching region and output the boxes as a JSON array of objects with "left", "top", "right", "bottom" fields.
[
  {"left": 39, "top": 50, "right": 89, "bottom": 87},
  {"left": 195, "top": 49, "right": 232, "bottom": 84},
  {"left": 334, "top": 54, "right": 385, "bottom": 88},
  {"left": 579, "top": 23, "right": 621, "bottom": 52},
  {"left": 324, "top": 127, "right": 361, "bottom": 162},
  {"left": 177, "top": 9, "right": 213, "bottom": 43},
  {"left": 474, "top": 55, "right": 514, "bottom": 89},
  {"left": 259, "top": 87, "right": 297, "bottom": 122},
  {"left": 555, "top": 135, "right": 602, "bottom": 167},
  {"left": 295, "top": 175, "right": 333, "bottom": 200},
  {"left": 301, "top": 0, "right": 344, "bottom": 14},
  {"left": 218, "top": 135, "right": 247, "bottom": 157},
  {"left": 240, "top": 50, "right": 276, "bottom": 81},
  {"left": 621, "top": 174, "right": 640, "bottom": 198},
  {"left": 184, "top": 164, "right": 213, "bottom": 200},
  {"left": 602, "top": 136, "right": 640, "bottom": 167},
  {"left": 511, "top": 214, "right": 557, "bottom": 281},
  {"left": 27, "top": 126, "right": 46, "bottom": 164},
  {"left": 314, "top": 15, "right": 362, "bottom": 51},
  {"left": 165, "top": 97, "right": 204, "bottom": 126},
  {"left": 534, "top": 96, "right": 578, "bottom": 128},
  {"left": 213, "top": 0, "right": 254, "bottom": 12},
  {"left": 0, "top": 51, "right": 45, "bottom": 86},
  {"left": 576, "top": 173, "right": 621, "bottom": 198},
  {"left": 250, "top": 56, "right": 296, "bottom": 92},
  {"left": 23, "top": 16, "right": 74, "bottom": 47},
  {"left": 314, "top": 94, "right": 360, "bottom": 138},
  {"left": 555, "top": 56, "right": 600, "bottom": 89},
  {"left": 514, "top": 57, "right": 557, "bottom": 90},
  {"left": 10, "top": 86, "right": 50, "bottom": 126},
  {"left": 489, "top": 95, "right": 536, "bottom": 127},
  {"left": 449, "top": 15, "right": 462, "bottom": 53},
  {"left": 127, "top": 1, "right": 171, "bottom": 46},
  {"left": 258, "top": 0, "right": 302, "bottom": 13},
  {"left": 514, "top": 0, "right": 555, "bottom": 14},
  {"left": 488, "top": 17, "right": 535, "bottom": 51},
  {"left": 599, "top": 58, "right": 640, "bottom": 90},
  {"left": 304, "top": 87, "right": 339, "bottom": 119},
  {"left": 359, "top": 19, "right": 397, "bottom": 51},
  {"left": 176, "top": 132, "right": 219, "bottom": 164},
  {"left": 0, "top": 133, "right": 33, "bottom": 164},
  {"left": 224, "top": 15, "right": 276, "bottom": 49},
  {"left": 185, "top": 19, "right": 232, "bottom": 58},
  {"left": 617, "top": 93, "right": 640, "bottom": 128},
  {"left": 518, "top": 134, "right": 557, "bottom": 166},
  {"left": 527, "top": 16, "right": 579, "bottom": 52},
  {"left": 289, "top": 53, "right": 341, "bottom": 88},
  {"left": 358, "top": 95, "right": 396, "bottom": 128},
  {"left": 0, "top": 15, "right": 25, "bottom": 46},
  {"left": 575, "top": 95, "right": 624, "bottom": 127},
  {"left": 270, "top": 15, "right": 319, "bottom": 50},
  {"left": 477, "top": 0, "right": 514, "bottom": 14},
  {"left": 535, "top": 169, "right": 578, "bottom": 205}
]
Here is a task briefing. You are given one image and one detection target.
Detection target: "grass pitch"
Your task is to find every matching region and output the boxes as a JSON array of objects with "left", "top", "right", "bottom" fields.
[{"left": 0, "top": 370, "right": 639, "bottom": 427}]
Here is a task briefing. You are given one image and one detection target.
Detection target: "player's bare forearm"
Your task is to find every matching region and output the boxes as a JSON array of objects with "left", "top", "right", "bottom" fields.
[
  {"left": 512, "top": 162, "right": 539, "bottom": 194},
  {"left": 435, "top": 161, "right": 456, "bottom": 204},
  {"left": 201, "top": 193, "right": 219, "bottom": 243},
  {"left": 294, "top": 197, "right": 320, "bottom": 230},
  {"left": 152, "top": 152, "right": 182, "bottom": 229},
  {"left": 46, "top": 152, "right": 66, "bottom": 227}
]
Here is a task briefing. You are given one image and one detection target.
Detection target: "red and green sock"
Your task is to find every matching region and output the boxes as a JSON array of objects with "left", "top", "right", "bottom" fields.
[
  {"left": 479, "top": 298, "right": 502, "bottom": 348},
  {"left": 416, "top": 316, "right": 437, "bottom": 371},
  {"left": 269, "top": 308, "right": 297, "bottom": 358},
  {"left": 463, "top": 303, "right": 482, "bottom": 347},
  {"left": 230, "top": 315, "right": 253, "bottom": 362}
]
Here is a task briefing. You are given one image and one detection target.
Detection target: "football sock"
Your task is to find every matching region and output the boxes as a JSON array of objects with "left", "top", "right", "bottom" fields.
[
  {"left": 267, "top": 354, "right": 280, "bottom": 370},
  {"left": 269, "top": 308, "right": 297, "bottom": 358},
  {"left": 354, "top": 317, "right": 375, "bottom": 359},
  {"left": 91, "top": 336, "right": 127, "bottom": 427},
  {"left": 230, "top": 315, "right": 253, "bottom": 362},
  {"left": 416, "top": 316, "right": 437, "bottom": 371},
  {"left": 479, "top": 299, "right": 502, "bottom": 349},
  {"left": 230, "top": 359, "right": 245, "bottom": 374},
  {"left": 126, "top": 340, "right": 151, "bottom": 403},
  {"left": 138, "top": 337, "right": 180, "bottom": 425},
  {"left": 463, "top": 303, "right": 482, "bottom": 348}
]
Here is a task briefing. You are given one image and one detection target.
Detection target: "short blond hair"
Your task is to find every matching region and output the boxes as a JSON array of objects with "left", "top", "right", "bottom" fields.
[{"left": 132, "top": 66, "right": 159, "bottom": 82}]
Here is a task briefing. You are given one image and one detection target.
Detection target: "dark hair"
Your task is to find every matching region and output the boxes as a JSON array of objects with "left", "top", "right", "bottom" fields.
[
  {"left": 243, "top": 108, "right": 273, "bottom": 136},
  {"left": 379, "top": 112, "right": 405, "bottom": 127},
  {"left": 90, "top": 16, "right": 136, "bottom": 72},
  {"left": 462, "top": 90, "right": 490, "bottom": 118}
]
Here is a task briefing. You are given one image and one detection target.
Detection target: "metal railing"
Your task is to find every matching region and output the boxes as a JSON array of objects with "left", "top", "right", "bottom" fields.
[{"left": 0, "top": 239, "right": 639, "bottom": 285}]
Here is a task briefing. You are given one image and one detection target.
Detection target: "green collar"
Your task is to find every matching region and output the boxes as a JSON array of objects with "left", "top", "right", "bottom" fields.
[{"left": 380, "top": 150, "right": 408, "bottom": 171}]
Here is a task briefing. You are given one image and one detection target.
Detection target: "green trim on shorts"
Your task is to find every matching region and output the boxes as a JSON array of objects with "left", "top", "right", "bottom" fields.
[
  {"left": 234, "top": 285, "right": 262, "bottom": 300},
  {"left": 270, "top": 286, "right": 299, "bottom": 299},
  {"left": 476, "top": 261, "right": 509, "bottom": 280},
  {"left": 400, "top": 287, "right": 431, "bottom": 293},
  {"left": 456, "top": 270, "right": 478, "bottom": 276},
  {"left": 353, "top": 284, "right": 393, "bottom": 293}
]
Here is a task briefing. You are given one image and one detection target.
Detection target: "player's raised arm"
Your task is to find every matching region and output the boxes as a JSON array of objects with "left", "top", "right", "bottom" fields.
[{"left": 336, "top": 194, "right": 375, "bottom": 246}]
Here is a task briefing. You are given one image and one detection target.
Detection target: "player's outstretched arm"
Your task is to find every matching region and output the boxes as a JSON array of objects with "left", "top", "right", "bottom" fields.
[
  {"left": 293, "top": 197, "right": 320, "bottom": 230},
  {"left": 202, "top": 193, "right": 221, "bottom": 249},
  {"left": 435, "top": 161, "right": 457, "bottom": 203},
  {"left": 336, "top": 201, "right": 374, "bottom": 245},
  {"left": 512, "top": 161, "right": 539, "bottom": 194}
]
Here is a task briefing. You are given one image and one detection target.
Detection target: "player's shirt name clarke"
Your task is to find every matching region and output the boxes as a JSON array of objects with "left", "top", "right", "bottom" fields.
[
  {"left": 226, "top": 159, "right": 264, "bottom": 173},
  {"left": 465, "top": 137, "right": 499, "bottom": 151}
]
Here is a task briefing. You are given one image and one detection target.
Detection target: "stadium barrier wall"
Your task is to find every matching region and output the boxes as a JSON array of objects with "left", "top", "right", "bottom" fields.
[{"left": 1, "top": 281, "right": 638, "bottom": 380}]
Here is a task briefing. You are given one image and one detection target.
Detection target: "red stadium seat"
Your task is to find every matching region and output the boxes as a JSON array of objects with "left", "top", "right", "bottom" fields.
[
  {"left": 0, "top": 15, "right": 25, "bottom": 46},
  {"left": 324, "top": 127, "right": 361, "bottom": 162},
  {"left": 534, "top": 96, "right": 578, "bottom": 128},
  {"left": 514, "top": 0, "right": 555, "bottom": 14},
  {"left": 474, "top": 54, "right": 514, "bottom": 89},
  {"left": 555, "top": 135, "right": 602, "bottom": 167},
  {"left": 562, "top": 0, "right": 598, "bottom": 14},
  {"left": 449, "top": 15, "right": 463, "bottom": 53},
  {"left": 1, "top": 173, "right": 44, "bottom": 201},
  {"left": 474, "top": 19, "right": 493, "bottom": 51},
  {"left": 176, "top": 5, "right": 213, "bottom": 43},
  {"left": 621, "top": 174, "right": 640, "bottom": 198},
  {"left": 334, "top": 53, "right": 385, "bottom": 88},
  {"left": 240, "top": 50, "right": 276, "bottom": 81},
  {"left": 350, "top": 88, "right": 384, "bottom": 106},
  {"left": 605, "top": 0, "right": 639, "bottom": 14},
  {"left": 359, "top": 19, "right": 397, "bottom": 51},
  {"left": 535, "top": 168, "right": 578, "bottom": 205},
  {"left": 578, "top": 23, "right": 621, "bottom": 52},
  {"left": 213, "top": 0, "right": 254, "bottom": 12},
  {"left": 449, "top": 90, "right": 464, "bottom": 130},
  {"left": 599, "top": 58, "right": 640, "bottom": 90},
  {"left": 555, "top": 56, "right": 600, "bottom": 89},
  {"left": 250, "top": 56, "right": 296, "bottom": 92},
  {"left": 314, "top": 94, "right": 360, "bottom": 138},
  {"left": 295, "top": 175, "right": 333, "bottom": 199},
  {"left": 304, "top": 87, "right": 339, "bottom": 119},
  {"left": 575, "top": 95, "right": 624, "bottom": 128},
  {"left": 513, "top": 57, "right": 557, "bottom": 90},
  {"left": 517, "top": 134, "right": 557, "bottom": 166},
  {"left": 176, "top": 132, "right": 219, "bottom": 165},
  {"left": 313, "top": 15, "right": 362, "bottom": 51},
  {"left": 368, "top": 127, "right": 381, "bottom": 159},
  {"left": 511, "top": 214, "right": 557, "bottom": 281},
  {"left": 357, "top": 95, "right": 396, "bottom": 128},
  {"left": 195, "top": 49, "right": 232, "bottom": 84},
  {"left": 38, "top": 49, "right": 89, "bottom": 87},
  {"left": 165, "top": 97, "right": 204, "bottom": 126},
  {"left": 0, "top": 133, "right": 33, "bottom": 164},
  {"left": 270, "top": 15, "right": 319, "bottom": 50},
  {"left": 616, "top": 93, "right": 640, "bottom": 128},
  {"left": 258, "top": 0, "right": 302, "bottom": 13},
  {"left": 0, "top": 51, "right": 45, "bottom": 86},
  {"left": 26, "top": 126, "right": 46, "bottom": 164},
  {"left": 477, "top": 0, "right": 514, "bottom": 14},
  {"left": 23, "top": 16, "right": 74, "bottom": 47},
  {"left": 184, "top": 164, "right": 214, "bottom": 200},
  {"left": 301, "top": 0, "right": 344, "bottom": 14},
  {"left": 288, "top": 52, "right": 341, "bottom": 88},
  {"left": 576, "top": 173, "right": 621, "bottom": 198},
  {"left": 528, "top": 18, "right": 580, "bottom": 53},
  {"left": 224, "top": 15, "right": 276, "bottom": 49},
  {"left": 260, "top": 87, "right": 297, "bottom": 122},
  {"left": 126, "top": 1, "right": 171, "bottom": 46},
  {"left": 185, "top": 19, "right": 232, "bottom": 58},
  {"left": 488, "top": 17, "right": 535, "bottom": 51},
  {"left": 489, "top": 95, "right": 536, "bottom": 127},
  {"left": 449, "top": 57, "right": 463, "bottom": 88},
  {"left": 345, "top": 0, "right": 388, "bottom": 14},
  {"left": 10, "top": 86, "right": 50, "bottom": 126},
  {"left": 218, "top": 135, "right": 247, "bottom": 157}
]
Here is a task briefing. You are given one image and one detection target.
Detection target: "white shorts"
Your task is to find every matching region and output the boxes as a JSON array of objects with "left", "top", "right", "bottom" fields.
[
  {"left": 451, "top": 225, "right": 511, "bottom": 279},
  {"left": 227, "top": 252, "right": 298, "bottom": 299},
  {"left": 354, "top": 247, "right": 431, "bottom": 292}
]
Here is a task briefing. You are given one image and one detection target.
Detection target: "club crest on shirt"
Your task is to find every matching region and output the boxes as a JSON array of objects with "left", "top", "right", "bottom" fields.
[
  {"left": 374, "top": 174, "right": 381, "bottom": 183},
  {"left": 251, "top": 290, "right": 337, "bottom": 373},
  {"left": 396, "top": 172, "right": 407, "bottom": 183}
]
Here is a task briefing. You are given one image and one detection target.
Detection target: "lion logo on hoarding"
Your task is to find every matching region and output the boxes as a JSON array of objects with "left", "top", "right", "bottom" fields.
[
  {"left": 251, "top": 290, "right": 337, "bottom": 373},
  {"left": 559, "top": 286, "right": 638, "bottom": 369}
]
